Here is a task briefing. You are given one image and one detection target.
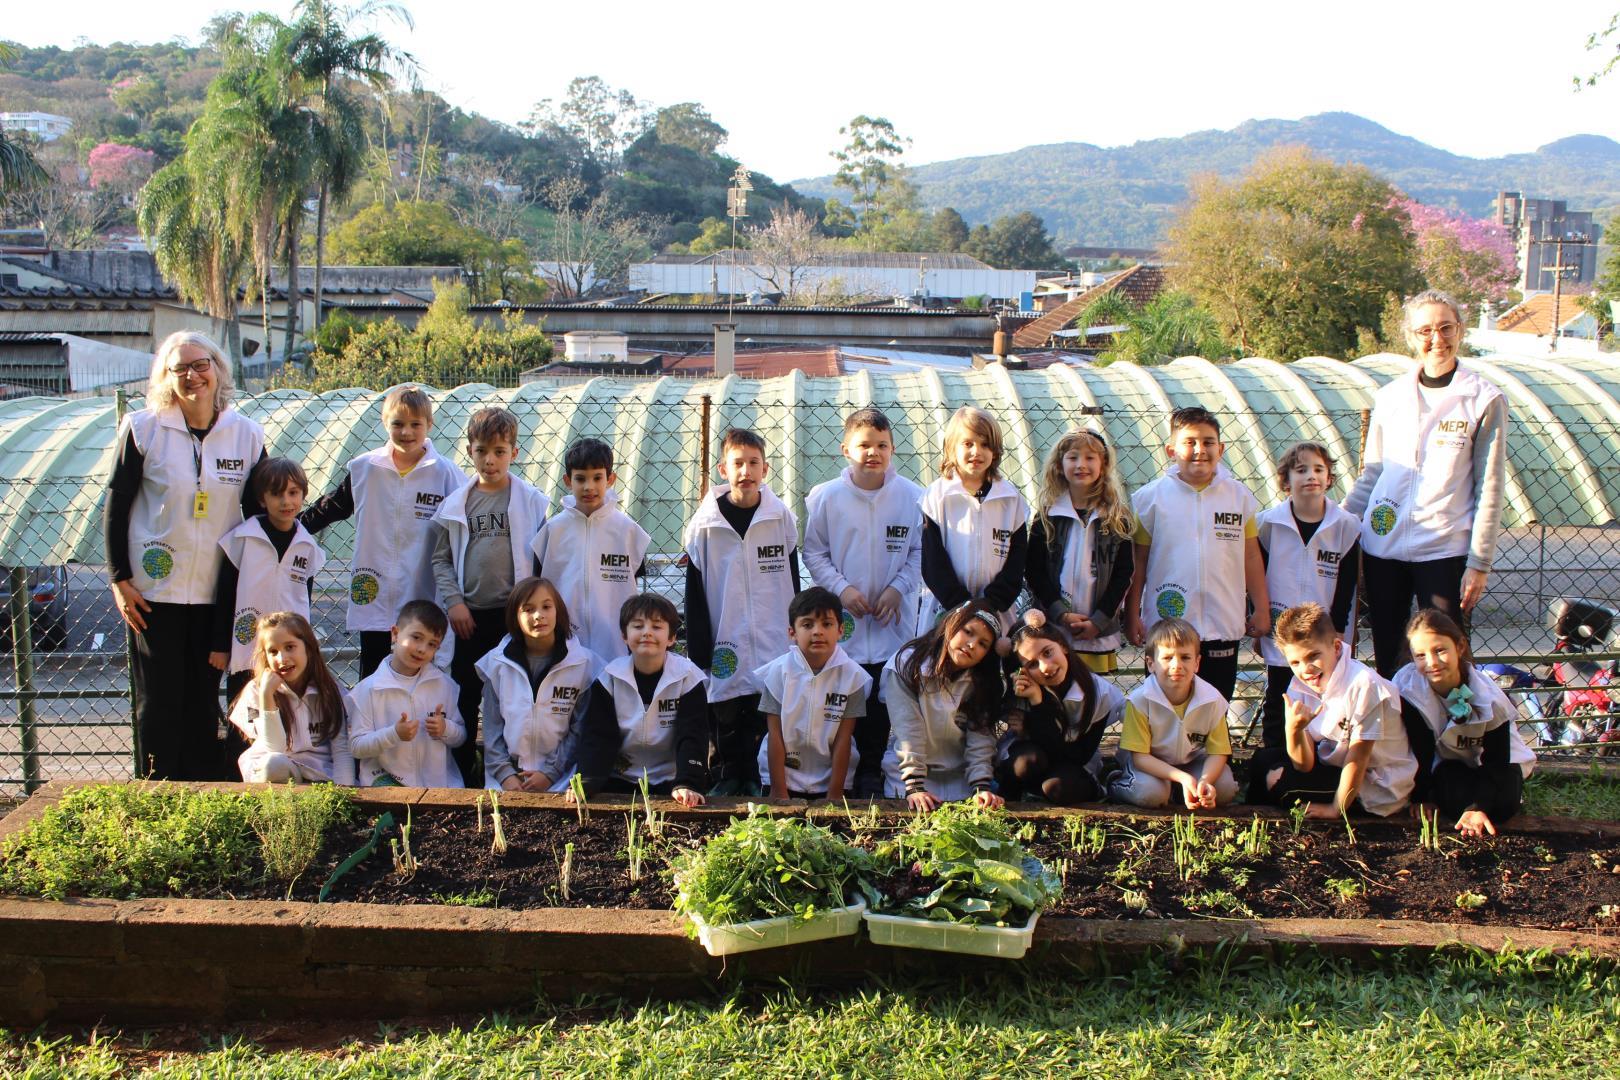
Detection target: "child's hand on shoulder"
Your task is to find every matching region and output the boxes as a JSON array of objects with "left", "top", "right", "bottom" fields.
[
  {"left": 394, "top": 711, "right": 419, "bottom": 741},
  {"left": 672, "top": 786, "right": 705, "bottom": 808},
  {"left": 423, "top": 705, "right": 447, "bottom": 739}
]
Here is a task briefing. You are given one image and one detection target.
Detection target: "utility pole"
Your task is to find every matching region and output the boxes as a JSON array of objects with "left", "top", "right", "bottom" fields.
[{"left": 1532, "top": 232, "right": 1594, "bottom": 352}]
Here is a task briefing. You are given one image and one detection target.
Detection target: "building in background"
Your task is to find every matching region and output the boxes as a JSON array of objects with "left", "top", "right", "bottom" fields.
[
  {"left": 1495, "top": 192, "right": 1602, "bottom": 294},
  {"left": 0, "top": 112, "right": 72, "bottom": 143}
]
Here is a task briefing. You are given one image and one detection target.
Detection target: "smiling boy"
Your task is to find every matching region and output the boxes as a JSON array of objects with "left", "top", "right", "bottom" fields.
[
  {"left": 1124, "top": 405, "right": 1269, "bottom": 703},
  {"left": 348, "top": 599, "right": 465, "bottom": 788}
]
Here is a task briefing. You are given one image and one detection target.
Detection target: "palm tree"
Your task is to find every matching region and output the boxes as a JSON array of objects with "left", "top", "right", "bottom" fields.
[
  {"left": 1072, "top": 289, "right": 1232, "bottom": 366},
  {"left": 0, "top": 42, "right": 48, "bottom": 194},
  {"left": 285, "top": 0, "right": 415, "bottom": 330}
]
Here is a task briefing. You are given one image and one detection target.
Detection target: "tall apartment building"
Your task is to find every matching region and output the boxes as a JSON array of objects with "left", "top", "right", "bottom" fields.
[{"left": 1495, "top": 192, "right": 1602, "bottom": 294}]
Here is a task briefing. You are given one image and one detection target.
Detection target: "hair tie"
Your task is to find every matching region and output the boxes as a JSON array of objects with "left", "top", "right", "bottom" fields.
[{"left": 1444, "top": 684, "right": 1474, "bottom": 721}]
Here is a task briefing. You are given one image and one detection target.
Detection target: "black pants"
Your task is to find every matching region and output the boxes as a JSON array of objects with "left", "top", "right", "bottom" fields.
[
  {"left": 1199, "top": 638, "right": 1240, "bottom": 704},
  {"left": 854, "top": 662, "right": 890, "bottom": 795},
  {"left": 222, "top": 669, "right": 255, "bottom": 777},
  {"left": 1431, "top": 759, "right": 1524, "bottom": 825},
  {"left": 1261, "top": 664, "right": 1293, "bottom": 748},
  {"left": 1362, "top": 553, "right": 1467, "bottom": 677},
  {"left": 997, "top": 740, "right": 1101, "bottom": 805},
  {"left": 1246, "top": 745, "right": 1344, "bottom": 807},
  {"left": 710, "top": 693, "right": 764, "bottom": 786},
  {"left": 448, "top": 605, "right": 506, "bottom": 788},
  {"left": 358, "top": 630, "right": 392, "bottom": 682},
  {"left": 130, "top": 602, "right": 226, "bottom": 781}
]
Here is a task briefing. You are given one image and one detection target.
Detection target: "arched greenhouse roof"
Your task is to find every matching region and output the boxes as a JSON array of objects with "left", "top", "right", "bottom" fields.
[{"left": 3, "top": 350, "right": 1617, "bottom": 566}]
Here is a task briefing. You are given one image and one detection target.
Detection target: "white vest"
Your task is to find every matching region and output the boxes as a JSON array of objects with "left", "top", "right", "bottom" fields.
[
  {"left": 123, "top": 406, "right": 264, "bottom": 605},
  {"left": 1047, "top": 493, "right": 1123, "bottom": 655},
  {"left": 1290, "top": 643, "right": 1417, "bottom": 815},
  {"left": 347, "top": 660, "right": 465, "bottom": 788},
  {"left": 1125, "top": 675, "right": 1230, "bottom": 767},
  {"left": 683, "top": 483, "right": 799, "bottom": 702},
  {"left": 1133, "top": 465, "right": 1258, "bottom": 641},
  {"left": 596, "top": 653, "right": 706, "bottom": 786},
  {"left": 218, "top": 516, "right": 326, "bottom": 673},
  {"left": 530, "top": 495, "right": 650, "bottom": 660},
  {"left": 917, "top": 476, "right": 1029, "bottom": 627},
  {"left": 434, "top": 475, "right": 550, "bottom": 602},
  {"left": 1393, "top": 664, "right": 1535, "bottom": 777},
  {"left": 754, "top": 644, "right": 872, "bottom": 794},
  {"left": 1357, "top": 364, "right": 1504, "bottom": 562},
  {"left": 475, "top": 635, "right": 603, "bottom": 787},
  {"left": 345, "top": 440, "right": 465, "bottom": 632},
  {"left": 229, "top": 679, "right": 354, "bottom": 785},
  {"left": 802, "top": 468, "right": 924, "bottom": 664},
  {"left": 1256, "top": 500, "right": 1360, "bottom": 666}
]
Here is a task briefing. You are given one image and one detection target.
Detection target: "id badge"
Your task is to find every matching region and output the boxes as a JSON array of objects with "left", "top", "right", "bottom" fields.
[{"left": 193, "top": 491, "right": 210, "bottom": 518}]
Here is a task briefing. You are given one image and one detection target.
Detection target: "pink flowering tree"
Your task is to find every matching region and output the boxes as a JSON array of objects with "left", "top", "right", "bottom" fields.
[
  {"left": 87, "top": 143, "right": 157, "bottom": 194},
  {"left": 1398, "top": 197, "right": 1519, "bottom": 312}
]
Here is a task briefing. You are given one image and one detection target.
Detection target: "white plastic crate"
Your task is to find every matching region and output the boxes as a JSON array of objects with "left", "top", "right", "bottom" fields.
[
  {"left": 863, "top": 909, "right": 1040, "bottom": 959},
  {"left": 686, "top": 899, "right": 868, "bottom": 957}
]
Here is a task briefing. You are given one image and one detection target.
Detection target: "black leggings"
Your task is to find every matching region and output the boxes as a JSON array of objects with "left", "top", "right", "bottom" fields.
[
  {"left": 998, "top": 741, "right": 1101, "bottom": 805},
  {"left": 358, "top": 630, "right": 392, "bottom": 682},
  {"left": 1362, "top": 553, "right": 1467, "bottom": 677},
  {"left": 854, "top": 662, "right": 890, "bottom": 792},
  {"left": 1430, "top": 759, "right": 1524, "bottom": 825},
  {"left": 1246, "top": 745, "right": 1344, "bottom": 807}
]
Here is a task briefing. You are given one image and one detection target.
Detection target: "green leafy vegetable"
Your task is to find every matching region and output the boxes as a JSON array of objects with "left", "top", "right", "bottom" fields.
[{"left": 873, "top": 803, "right": 1060, "bottom": 926}]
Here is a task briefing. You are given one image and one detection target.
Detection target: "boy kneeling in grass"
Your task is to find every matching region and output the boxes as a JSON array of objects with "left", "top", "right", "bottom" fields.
[{"left": 1246, "top": 602, "right": 1417, "bottom": 818}]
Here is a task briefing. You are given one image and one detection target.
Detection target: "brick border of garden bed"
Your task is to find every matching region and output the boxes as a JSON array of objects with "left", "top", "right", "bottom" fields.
[{"left": 2, "top": 782, "right": 1616, "bottom": 1026}]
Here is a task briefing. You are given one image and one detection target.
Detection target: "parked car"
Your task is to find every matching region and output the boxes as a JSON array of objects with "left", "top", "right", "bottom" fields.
[{"left": 0, "top": 565, "right": 69, "bottom": 652}]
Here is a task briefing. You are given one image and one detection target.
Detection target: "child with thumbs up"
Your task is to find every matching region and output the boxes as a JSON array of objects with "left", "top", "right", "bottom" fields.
[{"left": 347, "top": 599, "right": 466, "bottom": 787}]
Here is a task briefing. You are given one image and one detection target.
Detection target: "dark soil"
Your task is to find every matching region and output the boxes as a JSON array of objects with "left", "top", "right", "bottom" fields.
[{"left": 209, "top": 803, "right": 1620, "bottom": 933}]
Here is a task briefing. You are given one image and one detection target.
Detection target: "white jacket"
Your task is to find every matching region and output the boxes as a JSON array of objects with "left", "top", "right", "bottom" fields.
[
  {"left": 345, "top": 440, "right": 465, "bottom": 632},
  {"left": 683, "top": 483, "right": 798, "bottom": 702},
  {"left": 218, "top": 517, "right": 326, "bottom": 673},
  {"left": 1289, "top": 642, "right": 1417, "bottom": 816},
  {"left": 475, "top": 635, "right": 602, "bottom": 789},
  {"left": 434, "top": 474, "right": 550, "bottom": 601},
  {"left": 348, "top": 659, "right": 465, "bottom": 788},
  {"left": 1132, "top": 464, "right": 1258, "bottom": 641},
  {"left": 531, "top": 494, "right": 650, "bottom": 660},
  {"left": 803, "top": 468, "right": 923, "bottom": 665},
  {"left": 754, "top": 644, "right": 872, "bottom": 794},
  {"left": 918, "top": 475, "right": 1029, "bottom": 627},
  {"left": 229, "top": 676, "right": 354, "bottom": 785},
  {"left": 1393, "top": 664, "right": 1535, "bottom": 777},
  {"left": 596, "top": 652, "right": 706, "bottom": 786},
  {"left": 1256, "top": 499, "right": 1359, "bottom": 667},
  {"left": 122, "top": 405, "right": 264, "bottom": 605},
  {"left": 1348, "top": 363, "right": 1506, "bottom": 564},
  {"left": 880, "top": 648, "right": 997, "bottom": 801}
]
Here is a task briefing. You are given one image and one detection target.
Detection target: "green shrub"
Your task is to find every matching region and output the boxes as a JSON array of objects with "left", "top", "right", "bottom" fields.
[{"left": 250, "top": 783, "right": 353, "bottom": 888}]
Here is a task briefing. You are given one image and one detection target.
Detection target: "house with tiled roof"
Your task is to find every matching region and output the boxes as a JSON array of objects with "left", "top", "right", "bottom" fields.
[
  {"left": 1495, "top": 293, "right": 1600, "bottom": 339},
  {"left": 1011, "top": 264, "right": 1169, "bottom": 348}
]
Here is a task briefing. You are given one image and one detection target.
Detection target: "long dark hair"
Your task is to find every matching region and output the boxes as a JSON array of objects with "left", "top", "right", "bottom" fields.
[
  {"left": 1008, "top": 619, "right": 1101, "bottom": 732},
  {"left": 898, "top": 600, "right": 1003, "bottom": 733},
  {"left": 244, "top": 611, "right": 345, "bottom": 746}
]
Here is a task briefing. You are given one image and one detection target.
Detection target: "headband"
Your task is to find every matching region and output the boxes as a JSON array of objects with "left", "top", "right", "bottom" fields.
[{"left": 958, "top": 605, "right": 1001, "bottom": 640}]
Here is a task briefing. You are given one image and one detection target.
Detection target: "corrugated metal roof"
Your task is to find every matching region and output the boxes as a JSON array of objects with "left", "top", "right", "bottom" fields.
[
  {"left": 647, "top": 251, "right": 995, "bottom": 270},
  {"left": 3, "top": 350, "right": 1618, "bottom": 565}
]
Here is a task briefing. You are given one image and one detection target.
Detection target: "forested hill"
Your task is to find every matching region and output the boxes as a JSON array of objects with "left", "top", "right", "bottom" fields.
[{"left": 793, "top": 113, "right": 1620, "bottom": 248}]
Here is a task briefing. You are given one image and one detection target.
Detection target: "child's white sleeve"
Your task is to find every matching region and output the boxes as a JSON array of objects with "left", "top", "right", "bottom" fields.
[
  {"left": 329, "top": 693, "right": 355, "bottom": 786},
  {"left": 227, "top": 685, "right": 259, "bottom": 740},
  {"left": 440, "top": 685, "right": 467, "bottom": 749},
  {"left": 346, "top": 687, "right": 401, "bottom": 760},
  {"left": 801, "top": 496, "right": 849, "bottom": 595}
]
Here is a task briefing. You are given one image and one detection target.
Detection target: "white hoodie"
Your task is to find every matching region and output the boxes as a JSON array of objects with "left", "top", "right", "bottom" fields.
[
  {"left": 1132, "top": 463, "right": 1258, "bottom": 642},
  {"left": 229, "top": 677, "right": 354, "bottom": 785},
  {"left": 1288, "top": 642, "right": 1417, "bottom": 816},
  {"left": 918, "top": 475, "right": 1029, "bottom": 628},
  {"left": 433, "top": 474, "right": 549, "bottom": 601},
  {"left": 1393, "top": 663, "right": 1535, "bottom": 777},
  {"left": 803, "top": 467, "right": 923, "bottom": 664},
  {"left": 1255, "top": 499, "right": 1359, "bottom": 667},
  {"left": 531, "top": 493, "right": 650, "bottom": 660}
]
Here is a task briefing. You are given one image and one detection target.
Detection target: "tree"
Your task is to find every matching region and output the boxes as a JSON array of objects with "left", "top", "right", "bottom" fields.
[
  {"left": 0, "top": 43, "right": 48, "bottom": 194},
  {"left": 522, "top": 76, "right": 648, "bottom": 170},
  {"left": 931, "top": 207, "right": 969, "bottom": 252},
  {"left": 963, "top": 211, "right": 1068, "bottom": 269},
  {"left": 830, "top": 115, "right": 909, "bottom": 226},
  {"left": 536, "top": 174, "right": 657, "bottom": 299},
  {"left": 1584, "top": 215, "right": 1619, "bottom": 337},
  {"left": 327, "top": 200, "right": 545, "bottom": 302},
  {"left": 1398, "top": 198, "right": 1518, "bottom": 314},
  {"left": 653, "top": 102, "right": 725, "bottom": 156},
  {"left": 137, "top": 157, "right": 252, "bottom": 366},
  {"left": 3, "top": 176, "right": 122, "bottom": 248},
  {"left": 682, "top": 216, "right": 733, "bottom": 256},
  {"left": 1166, "top": 148, "right": 1422, "bottom": 360},
  {"left": 1086, "top": 290, "right": 1233, "bottom": 366},
  {"left": 1578, "top": 12, "right": 1619, "bottom": 86},
  {"left": 747, "top": 205, "right": 825, "bottom": 303},
  {"left": 87, "top": 143, "right": 158, "bottom": 193}
]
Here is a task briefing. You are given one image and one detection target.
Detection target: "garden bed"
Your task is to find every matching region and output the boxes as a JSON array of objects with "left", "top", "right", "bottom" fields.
[{"left": 1, "top": 781, "right": 1618, "bottom": 1025}]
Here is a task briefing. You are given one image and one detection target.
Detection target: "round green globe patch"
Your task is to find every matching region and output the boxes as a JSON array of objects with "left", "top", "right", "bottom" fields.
[
  {"left": 350, "top": 572, "right": 380, "bottom": 605},
  {"left": 233, "top": 611, "right": 259, "bottom": 645},
  {"left": 1156, "top": 590, "right": 1187, "bottom": 620},
  {"left": 839, "top": 611, "right": 856, "bottom": 642},
  {"left": 141, "top": 547, "right": 173, "bottom": 580},
  {"left": 711, "top": 646, "right": 739, "bottom": 679},
  {"left": 1370, "top": 505, "right": 1397, "bottom": 536}
]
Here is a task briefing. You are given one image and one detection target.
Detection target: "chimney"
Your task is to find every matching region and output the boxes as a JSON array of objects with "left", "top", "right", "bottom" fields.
[{"left": 713, "top": 322, "right": 736, "bottom": 377}]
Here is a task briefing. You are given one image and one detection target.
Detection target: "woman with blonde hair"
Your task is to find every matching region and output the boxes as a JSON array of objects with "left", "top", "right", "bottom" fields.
[{"left": 104, "top": 330, "right": 266, "bottom": 779}]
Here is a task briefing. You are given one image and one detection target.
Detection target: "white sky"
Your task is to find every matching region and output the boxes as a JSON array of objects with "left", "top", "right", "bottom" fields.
[{"left": 8, "top": 0, "right": 1618, "bottom": 182}]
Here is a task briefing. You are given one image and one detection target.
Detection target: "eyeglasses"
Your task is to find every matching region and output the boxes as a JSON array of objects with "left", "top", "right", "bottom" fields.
[
  {"left": 1412, "top": 323, "right": 1460, "bottom": 341},
  {"left": 167, "top": 360, "right": 213, "bottom": 377}
]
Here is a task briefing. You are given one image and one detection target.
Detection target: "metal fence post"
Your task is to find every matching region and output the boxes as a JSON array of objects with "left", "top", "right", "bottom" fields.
[
  {"left": 115, "top": 388, "right": 144, "bottom": 779},
  {"left": 8, "top": 566, "right": 41, "bottom": 793},
  {"left": 699, "top": 394, "right": 712, "bottom": 498}
]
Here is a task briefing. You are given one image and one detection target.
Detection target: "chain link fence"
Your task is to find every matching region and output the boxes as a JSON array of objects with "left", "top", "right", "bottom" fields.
[{"left": 3, "top": 385, "right": 1619, "bottom": 794}]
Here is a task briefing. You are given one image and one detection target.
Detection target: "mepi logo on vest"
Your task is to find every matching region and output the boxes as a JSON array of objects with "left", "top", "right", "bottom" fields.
[
  {"left": 215, "top": 457, "right": 245, "bottom": 484},
  {"left": 756, "top": 543, "right": 787, "bottom": 574},
  {"left": 885, "top": 523, "right": 910, "bottom": 553}
]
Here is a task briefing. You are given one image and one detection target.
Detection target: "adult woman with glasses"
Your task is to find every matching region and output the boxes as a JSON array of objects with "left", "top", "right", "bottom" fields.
[
  {"left": 1344, "top": 290, "right": 1508, "bottom": 676},
  {"left": 104, "top": 331, "right": 266, "bottom": 779}
]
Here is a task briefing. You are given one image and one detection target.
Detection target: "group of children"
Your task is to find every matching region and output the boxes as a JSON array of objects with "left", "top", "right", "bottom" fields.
[{"left": 218, "top": 389, "right": 1533, "bottom": 836}]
